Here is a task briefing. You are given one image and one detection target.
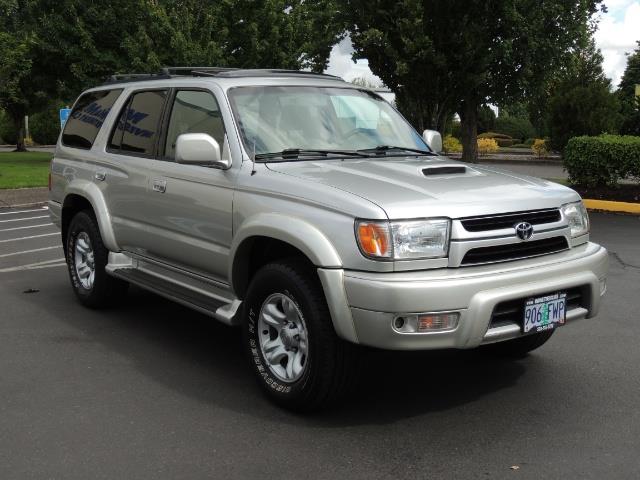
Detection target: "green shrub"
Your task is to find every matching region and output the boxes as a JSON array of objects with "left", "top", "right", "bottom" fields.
[
  {"left": 494, "top": 116, "right": 536, "bottom": 142},
  {"left": 524, "top": 138, "right": 535, "bottom": 146},
  {"left": 496, "top": 138, "right": 515, "bottom": 147},
  {"left": 477, "top": 132, "right": 512, "bottom": 140},
  {"left": 564, "top": 134, "right": 640, "bottom": 187},
  {"left": 30, "top": 103, "right": 64, "bottom": 145}
]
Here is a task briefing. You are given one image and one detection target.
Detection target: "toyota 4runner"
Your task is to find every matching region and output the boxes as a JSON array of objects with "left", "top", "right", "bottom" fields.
[{"left": 49, "top": 67, "right": 609, "bottom": 411}]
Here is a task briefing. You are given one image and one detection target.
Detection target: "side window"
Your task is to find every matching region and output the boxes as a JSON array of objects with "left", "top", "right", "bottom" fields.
[
  {"left": 62, "top": 89, "right": 122, "bottom": 149},
  {"left": 164, "top": 90, "right": 226, "bottom": 159},
  {"left": 109, "top": 90, "right": 167, "bottom": 156}
]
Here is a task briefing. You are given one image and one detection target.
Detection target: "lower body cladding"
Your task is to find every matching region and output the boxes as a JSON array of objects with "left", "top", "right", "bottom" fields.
[{"left": 319, "top": 242, "right": 608, "bottom": 350}]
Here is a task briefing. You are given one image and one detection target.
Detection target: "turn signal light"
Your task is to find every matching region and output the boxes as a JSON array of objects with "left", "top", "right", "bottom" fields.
[{"left": 356, "top": 222, "right": 391, "bottom": 258}]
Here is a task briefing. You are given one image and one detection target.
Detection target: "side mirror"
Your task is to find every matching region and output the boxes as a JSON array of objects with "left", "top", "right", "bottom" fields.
[
  {"left": 175, "top": 133, "right": 230, "bottom": 169},
  {"left": 422, "top": 130, "right": 443, "bottom": 153}
]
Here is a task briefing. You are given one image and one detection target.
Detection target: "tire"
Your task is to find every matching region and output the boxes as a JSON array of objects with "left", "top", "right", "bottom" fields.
[
  {"left": 481, "top": 330, "right": 555, "bottom": 358},
  {"left": 242, "top": 259, "right": 359, "bottom": 412},
  {"left": 65, "top": 210, "right": 128, "bottom": 308}
]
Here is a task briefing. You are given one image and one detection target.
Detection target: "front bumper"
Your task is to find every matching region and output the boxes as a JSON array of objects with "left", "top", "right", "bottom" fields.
[{"left": 319, "top": 242, "right": 608, "bottom": 350}]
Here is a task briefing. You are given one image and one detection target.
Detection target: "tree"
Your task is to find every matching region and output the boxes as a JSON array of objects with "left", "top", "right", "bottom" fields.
[
  {"left": 0, "top": 0, "right": 48, "bottom": 151},
  {"left": 547, "top": 37, "right": 620, "bottom": 151},
  {"left": 618, "top": 41, "right": 640, "bottom": 135},
  {"left": 0, "top": 0, "right": 343, "bottom": 151},
  {"left": 477, "top": 105, "right": 496, "bottom": 134},
  {"left": 347, "top": 0, "right": 602, "bottom": 162}
]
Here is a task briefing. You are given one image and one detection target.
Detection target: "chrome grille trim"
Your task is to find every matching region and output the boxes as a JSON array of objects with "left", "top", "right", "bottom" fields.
[{"left": 460, "top": 208, "right": 561, "bottom": 232}]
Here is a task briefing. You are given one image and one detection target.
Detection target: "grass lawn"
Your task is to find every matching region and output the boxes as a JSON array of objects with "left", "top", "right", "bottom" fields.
[{"left": 0, "top": 152, "right": 52, "bottom": 189}]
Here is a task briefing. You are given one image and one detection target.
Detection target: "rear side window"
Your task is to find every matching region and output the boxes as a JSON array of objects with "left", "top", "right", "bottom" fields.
[
  {"left": 62, "top": 89, "right": 122, "bottom": 149},
  {"left": 109, "top": 90, "right": 168, "bottom": 156}
]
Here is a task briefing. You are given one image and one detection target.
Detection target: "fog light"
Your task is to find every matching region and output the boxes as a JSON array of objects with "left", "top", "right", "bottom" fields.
[{"left": 392, "top": 312, "right": 460, "bottom": 333}]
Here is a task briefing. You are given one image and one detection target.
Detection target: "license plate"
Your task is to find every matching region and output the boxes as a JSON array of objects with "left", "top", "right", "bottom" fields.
[{"left": 523, "top": 292, "right": 567, "bottom": 333}]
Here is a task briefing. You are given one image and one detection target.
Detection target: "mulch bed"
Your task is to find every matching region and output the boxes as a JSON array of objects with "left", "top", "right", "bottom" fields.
[{"left": 572, "top": 184, "right": 640, "bottom": 203}]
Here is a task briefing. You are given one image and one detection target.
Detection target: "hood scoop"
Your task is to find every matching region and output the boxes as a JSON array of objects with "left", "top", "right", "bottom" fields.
[{"left": 422, "top": 165, "right": 467, "bottom": 176}]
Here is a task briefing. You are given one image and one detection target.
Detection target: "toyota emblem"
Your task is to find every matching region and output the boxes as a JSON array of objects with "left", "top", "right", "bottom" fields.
[{"left": 515, "top": 222, "right": 534, "bottom": 241}]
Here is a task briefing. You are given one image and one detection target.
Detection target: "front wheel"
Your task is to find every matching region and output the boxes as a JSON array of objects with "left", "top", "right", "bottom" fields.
[
  {"left": 481, "top": 330, "right": 555, "bottom": 358},
  {"left": 242, "top": 260, "right": 359, "bottom": 412}
]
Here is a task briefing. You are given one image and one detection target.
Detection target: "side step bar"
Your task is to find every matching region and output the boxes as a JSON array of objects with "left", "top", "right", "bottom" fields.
[{"left": 107, "top": 253, "right": 242, "bottom": 326}]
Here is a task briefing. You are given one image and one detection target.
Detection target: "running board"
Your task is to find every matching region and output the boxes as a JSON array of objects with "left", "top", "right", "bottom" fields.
[{"left": 106, "top": 252, "right": 242, "bottom": 326}]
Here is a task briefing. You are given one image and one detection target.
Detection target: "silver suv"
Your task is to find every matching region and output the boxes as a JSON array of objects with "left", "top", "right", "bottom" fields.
[{"left": 49, "top": 68, "right": 609, "bottom": 411}]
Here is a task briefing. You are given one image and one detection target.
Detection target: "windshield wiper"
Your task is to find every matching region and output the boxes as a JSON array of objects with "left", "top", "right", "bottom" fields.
[
  {"left": 357, "top": 145, "right": 437, "bottom": 156},
  {"left": 254, "top": 148, "right": 370, "bottom": 161}
]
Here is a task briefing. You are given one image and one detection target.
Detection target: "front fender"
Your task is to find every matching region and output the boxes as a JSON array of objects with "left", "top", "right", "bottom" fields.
[
  {"left": 64, "top": 180, "right": 119, "bottom": 252},
  {"left": 230, "top": 213, "right": 342, "bottom": 280}
]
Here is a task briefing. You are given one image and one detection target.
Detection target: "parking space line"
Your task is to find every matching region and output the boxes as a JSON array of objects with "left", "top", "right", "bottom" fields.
[
  {"left": 0, "top": 232, "right": 59, "bottom": 243},
  {"left": 0, "top": 207, "right": 48, "bottom": 215},
  {"left": 0, "top": 258, "right": 66, "bottom": 273},
  {"left": 2, "top": 202, "right": 48, "bottom": 208},
  {"left": 0, "top": 215, "right": 49, "bottom": 223},
  {"left": 0, "top": 223, "right": 53, "bottom": 232},
  {"left": 0, "top": 246, "right": 61, "bottom": 258}
]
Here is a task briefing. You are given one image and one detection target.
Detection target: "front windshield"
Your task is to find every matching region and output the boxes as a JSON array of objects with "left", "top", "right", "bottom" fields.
[{"left": 228, "top": 86, "right": 429, "bottom": 158}]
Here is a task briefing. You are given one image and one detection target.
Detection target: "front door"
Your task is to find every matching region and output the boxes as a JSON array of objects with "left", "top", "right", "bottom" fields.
[{"left": 139, "top": 88, "right": 236, "bottom": 283}]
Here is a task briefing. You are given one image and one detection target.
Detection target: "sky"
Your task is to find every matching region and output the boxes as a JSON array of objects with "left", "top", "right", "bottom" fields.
[{"left": 326, "top": 1, "right": 640, "bottom": 89}]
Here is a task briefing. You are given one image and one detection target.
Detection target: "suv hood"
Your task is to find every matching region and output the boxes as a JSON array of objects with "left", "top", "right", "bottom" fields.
[{"left": 265, "top": 156, "right": 580, "bottom": 219}]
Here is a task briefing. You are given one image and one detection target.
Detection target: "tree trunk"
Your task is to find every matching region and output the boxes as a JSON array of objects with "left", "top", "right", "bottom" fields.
[
  {"left": 460, "top": 100, "right": 478, "bottom": 163},
  {"left": 12, "top": 113, "right": 27, "bottom": 152}
]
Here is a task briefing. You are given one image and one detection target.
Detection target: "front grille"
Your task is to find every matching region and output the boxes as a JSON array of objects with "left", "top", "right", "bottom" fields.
[
  {"left": 461, "top": 209, "right": 561, "bottom": 232},
  {"left": 489, "top": 286, "right": 586, "bottom": 329},
  {"left": 461, "top": 237, "right": 568, "bottom": 265}
]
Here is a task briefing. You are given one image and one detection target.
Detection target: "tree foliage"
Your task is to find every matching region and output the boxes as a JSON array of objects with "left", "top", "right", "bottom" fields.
[
  {"left": 618, "top": 41, "right": 640, "bottom": 135},
  {"left": 0, "top": 0, "right": 343, "bottom": 150},
  {"left": 547, "top": 37, "right": 620, "bottom": 151},
  {"left": 346, "top": 0, "right": 602, "bottom": 162}
]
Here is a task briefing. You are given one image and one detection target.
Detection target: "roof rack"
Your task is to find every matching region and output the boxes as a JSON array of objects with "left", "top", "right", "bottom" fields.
[
  {"left": 104, "top": 73, "right": 171, "bottom": 85},
  {"left": 159, "top": 66, "right": 239, "bottom": 76},
  {"left": 103, "top": 67, "right": 344, "bottom": 85}
]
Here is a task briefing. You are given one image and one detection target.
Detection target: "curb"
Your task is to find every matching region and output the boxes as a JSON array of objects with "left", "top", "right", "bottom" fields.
[{"left": 583, "top": 199, "right": 640, "bottom": 215}]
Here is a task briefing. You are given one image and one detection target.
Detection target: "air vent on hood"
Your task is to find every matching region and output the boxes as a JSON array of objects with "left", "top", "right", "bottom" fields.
[{"left": 422, "top": 166, "right": 466, "bottom": 176}]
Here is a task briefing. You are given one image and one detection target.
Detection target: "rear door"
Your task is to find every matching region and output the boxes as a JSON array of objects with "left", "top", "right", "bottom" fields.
[{"left": 102, "top": 88, "right": 170, "bottom": 254}]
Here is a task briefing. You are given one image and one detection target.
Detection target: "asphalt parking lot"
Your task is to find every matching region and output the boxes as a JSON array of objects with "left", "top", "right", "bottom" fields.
[{"left": 1, "top": 206, "right": 639, "bottom": 479}]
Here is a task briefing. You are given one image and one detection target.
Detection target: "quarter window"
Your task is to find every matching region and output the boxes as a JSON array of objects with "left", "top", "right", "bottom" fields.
[
  {"left": 62, "top": 89, "right": 122, "bottom": 149},
  {"left": 164, "top": 90, "right": 226, "bottom": 160},
  {"left": 109, "top": 90, "right": 167, "bottom": 156}
]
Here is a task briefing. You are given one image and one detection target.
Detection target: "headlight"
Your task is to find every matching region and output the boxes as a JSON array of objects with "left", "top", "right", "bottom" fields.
[
  {"left": 562, "top": 201, "right": 589, "bottom": 237},
  {"left": 356, "top": 219, "right": 450, "bottom": 259}
]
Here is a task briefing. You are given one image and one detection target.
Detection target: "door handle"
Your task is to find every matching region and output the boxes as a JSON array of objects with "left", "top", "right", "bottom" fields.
[
  {"left": 94, "top": 170, "right": 106, "bottom": 181},
  {"left": 152, "top": 179, "right": 167, "bottom": 193}
]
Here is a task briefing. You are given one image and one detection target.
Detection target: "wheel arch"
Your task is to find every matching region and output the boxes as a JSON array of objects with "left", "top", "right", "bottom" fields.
[
  {"left": 61, "top": 181, "right": 119, "bottom": 252},
  {"left": 230, "top": 214, "right": 342, "bottom": 300}
]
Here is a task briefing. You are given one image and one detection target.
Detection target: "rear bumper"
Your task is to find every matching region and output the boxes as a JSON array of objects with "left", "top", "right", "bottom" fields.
[{"left": 320, "top": 242, "right": 608, "bottom": 350}]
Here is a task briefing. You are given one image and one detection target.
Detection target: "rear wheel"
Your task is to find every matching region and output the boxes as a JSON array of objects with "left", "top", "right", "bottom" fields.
[
  {"left": 242, "top": 259, "right": 359, "bottom": 412},
  {"left": 66, "top": 210, "right": 128, "bottom": 308},
  {"left": 482, "top": 330, "right": 555, "bottom": 358}
]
